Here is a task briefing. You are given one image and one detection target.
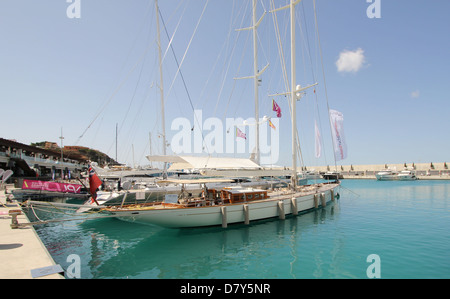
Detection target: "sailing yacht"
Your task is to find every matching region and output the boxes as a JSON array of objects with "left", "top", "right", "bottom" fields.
[
  {"left": 100, "top": 0, "right": 341, "bottom": 228},
  {"left": 103, "top": 178, "right": 338, "bottom": 228}
]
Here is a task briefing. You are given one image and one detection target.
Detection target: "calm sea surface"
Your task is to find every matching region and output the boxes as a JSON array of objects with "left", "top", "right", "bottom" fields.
[{"left": 28, "top": 179, "right": 450, "bottom": 279}]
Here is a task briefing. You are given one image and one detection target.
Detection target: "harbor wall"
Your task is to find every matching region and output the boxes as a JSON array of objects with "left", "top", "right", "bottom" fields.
[{"left": 308, "top": 162, "right": 450, "bottom": 179}]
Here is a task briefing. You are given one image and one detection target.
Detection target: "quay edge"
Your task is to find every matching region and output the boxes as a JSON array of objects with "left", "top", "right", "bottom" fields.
[{"left": 0, "top": 188, "right": 64, "bottom": 279}]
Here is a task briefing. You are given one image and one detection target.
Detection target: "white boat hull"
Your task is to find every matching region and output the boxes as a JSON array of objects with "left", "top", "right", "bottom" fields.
[
  {"left": 375, "top": 174, "right": 398, "bottom": 181},
  {"left": 106, "top": 183, "right": 339, "bottom": 228},
  {"left": 397, "top": 175, "right": 418, "bottom": 181}
]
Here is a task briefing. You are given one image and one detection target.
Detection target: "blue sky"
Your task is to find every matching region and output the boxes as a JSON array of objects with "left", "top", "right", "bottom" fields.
[{"left": 1, "top": 0, "right": 449, "bottom": 168}]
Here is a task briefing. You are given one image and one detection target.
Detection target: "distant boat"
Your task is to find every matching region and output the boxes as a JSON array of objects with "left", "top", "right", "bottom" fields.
[
  {"left": 322, "top": 171, "right": 342, "bottom": 180},
  {"left": 304, "top": 170, "right": 321, "bottom": 180},
  {"left": 397, "top": 170, "right": 418, "bottom": 181},
  {"left": 376, "top": 169, "right": 398, "bottom": 181}
]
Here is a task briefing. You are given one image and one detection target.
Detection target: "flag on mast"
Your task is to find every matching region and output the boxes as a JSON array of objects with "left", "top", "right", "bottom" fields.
[
  {"left": 268, "top": 119, "right": 276, "bottom": 130},
  {"left": 329, "top": 109, "right": 347, "bottom": 161},
  {"left": 315, "top": 120, "right": 321, "bottom": 158},
  {"left": 236, "top": 128, "right": 247, "bottom": 140},
  {"left": 272, "top": 99, "right": 282, "bottom": 117}
]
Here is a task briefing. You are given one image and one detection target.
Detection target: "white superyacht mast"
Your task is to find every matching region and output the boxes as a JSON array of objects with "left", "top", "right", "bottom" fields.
[
  {"left": 271, "top": 0, "right": 317, "bottom": 189},
  {"left": 155, "top": 0, "right": 167, "bottom": 178},
  {"left": 235, "top": 0, "right": 269, "bottom": 166}
]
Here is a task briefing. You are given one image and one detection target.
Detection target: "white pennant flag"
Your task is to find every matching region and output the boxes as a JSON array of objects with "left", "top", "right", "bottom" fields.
[
  {"left": 329, "top": 109, "right": 347, "bottom": 161},
  {"left": 315, "top": 120, "right": 321, "bottom": 158}
]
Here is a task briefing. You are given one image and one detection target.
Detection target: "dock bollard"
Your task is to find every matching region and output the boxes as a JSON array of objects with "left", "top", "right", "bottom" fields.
[
  {"left": 331, "top": 189, "right": 335, "bottom": 201},
  {"left": 278, "top": 201, "right": 285, "bottom": 220},
  {"left": 9, "top": 210, "right": 22, "bottom": 229},
  {"left": 314, "top": 194, "right": 319, "bottom": 209},
  {"left": 320, "top": 193, "right": 326, "bottom": 208},
  {"left": 221, "top": 206, "right": 227, "bottom": 228}
]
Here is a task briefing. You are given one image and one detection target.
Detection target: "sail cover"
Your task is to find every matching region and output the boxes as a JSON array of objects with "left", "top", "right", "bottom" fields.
[{"left": 329, "top": 109, "right": 347, "bottom": 161}]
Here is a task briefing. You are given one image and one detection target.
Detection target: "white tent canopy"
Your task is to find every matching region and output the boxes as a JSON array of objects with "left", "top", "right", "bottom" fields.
[{"left": 146, "top": 155, "right": 261, "bottom": 171}]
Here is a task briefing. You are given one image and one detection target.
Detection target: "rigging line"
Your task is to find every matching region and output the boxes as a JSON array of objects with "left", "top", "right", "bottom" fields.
[
  {"left": 158, "top": 3, "right": 211, "bottom": 156},
  {"left": 200, "top": 0, "right": 237, "bottom": 110},
  {"left": 270, "top": 1, "right": 289, "bottom": 97},
  {"left": 75, "top": 40, "right": 157, "bottom": 145},
  {"left": 313, "top": 0, "right": 337, "bottom": 171},
  {"left": 161, "top": 0, "right": 209, "bottom": 105},
  {"left": 299, "top": 1, "right": 328, "bottom": 165},
  {"left": 121, "top": 92, "right": 150, "bottom": 165},
  {"left": 106, "top": 58, "right": 148, "bottom": 159},
  {"left": 75, "top": 2, "right": 154, "bottom": 146},
  {"left": 214, "top": 0, "right": 249, "bottom": 118},
  {"left": 220, "top": 22, "right": 252, "bottom": 119},
  {"left": 219, "top": 0, "right": 251, "bottom": 120},
  {"left": 161, "top": 1, "right": 187, "bottom": 69}
]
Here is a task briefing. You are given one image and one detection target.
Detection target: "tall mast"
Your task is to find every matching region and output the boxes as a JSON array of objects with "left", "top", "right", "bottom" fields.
[
  {"left": 235, "top": 1, "right": 267, "bottom": 165},
  {"left": 115, "top": 123, "right": 118, "bottom": 163},
  {"left": 59, "top": 127, "right": 64, "bottom": 179},
  {"left": 270, "top": 0, "right": 317, "bottom": 189},
  {"left": 290, "top": 0, "right": 297, "bottom": 189},
  {"left": 252, "top": 0, "right": 260, "bottom": 166},
  {"left": 155, "top": 0, "right": 167, "bottom": 176}
]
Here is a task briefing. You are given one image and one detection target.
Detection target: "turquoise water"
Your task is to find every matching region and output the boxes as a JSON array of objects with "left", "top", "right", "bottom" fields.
[{"left": 29, "top": 179, "right": 450, "bottom": 279}]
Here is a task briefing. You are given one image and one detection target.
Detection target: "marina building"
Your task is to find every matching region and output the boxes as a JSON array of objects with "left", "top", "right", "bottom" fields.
[{"left": 0, "top": 138, "right": 88, "bottom": 185}]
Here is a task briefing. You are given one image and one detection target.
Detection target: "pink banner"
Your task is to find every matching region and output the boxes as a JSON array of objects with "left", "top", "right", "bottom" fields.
[{"left": 22, "top": 180, "right": 82, "bottom": 194}]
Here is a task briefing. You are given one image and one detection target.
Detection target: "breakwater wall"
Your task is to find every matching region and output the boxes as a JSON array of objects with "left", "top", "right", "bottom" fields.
[{"left": 309, "top": 162, "right": 450, "bottom": 179}]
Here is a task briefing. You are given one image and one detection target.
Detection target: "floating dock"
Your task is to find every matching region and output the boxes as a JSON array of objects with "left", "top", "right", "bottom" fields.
[{"left": 0, "top": 188, "right": 64, "bottom": 279}]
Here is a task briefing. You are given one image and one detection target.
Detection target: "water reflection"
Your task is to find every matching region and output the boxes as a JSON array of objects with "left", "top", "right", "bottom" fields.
[
  {"left": 31, "top": 201, "right": 340, "bottom": 278},
  {"left": 30, "top": 180, "right": 450, "bottom": 278}
]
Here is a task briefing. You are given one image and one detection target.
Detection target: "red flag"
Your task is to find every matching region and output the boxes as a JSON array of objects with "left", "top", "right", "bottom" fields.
[
  {"left": 236, "top": 128, "right": 247, "bottom": 140},
  {"left": 272, "top": 99, "right": 282, "bottom": 117},
  {"left": 88, "top": 166, "right": 102, "bottom": 200}
]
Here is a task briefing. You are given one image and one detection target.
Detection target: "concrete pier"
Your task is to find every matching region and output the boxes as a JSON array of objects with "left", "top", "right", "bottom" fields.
[
  {"left": 0, "top": 188, "right": 64, "bottom": 279},
  {"left": 309, "top": 162, "right": 450, "bottom": 180}
]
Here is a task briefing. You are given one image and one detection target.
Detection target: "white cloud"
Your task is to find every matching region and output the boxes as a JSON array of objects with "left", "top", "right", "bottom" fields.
[
  {"left": 336, "top": 48, "right": 366, "bottom": 73},
  {"left": 411, "top": 90, "right": 420, "bottom": 98}
]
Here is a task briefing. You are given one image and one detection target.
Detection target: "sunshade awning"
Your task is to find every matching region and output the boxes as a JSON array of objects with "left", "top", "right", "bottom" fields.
[
  {"left": 156, "top": 178, "right": 235, "bottom": 185},
  {"left": 146, "top": 155, "right": 261, "bottom": 170}
]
